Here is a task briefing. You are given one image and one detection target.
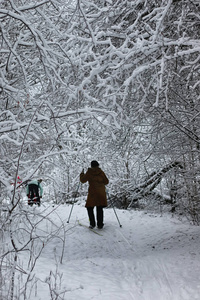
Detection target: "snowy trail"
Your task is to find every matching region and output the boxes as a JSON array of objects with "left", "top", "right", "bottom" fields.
[{"left": 26, "top": 204, "right": 200, "bottom": 300}]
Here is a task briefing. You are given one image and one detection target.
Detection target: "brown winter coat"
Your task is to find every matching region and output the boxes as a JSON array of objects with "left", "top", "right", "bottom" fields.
[{"left": 80, "top": 167, "right": 109, "bottom": 208}]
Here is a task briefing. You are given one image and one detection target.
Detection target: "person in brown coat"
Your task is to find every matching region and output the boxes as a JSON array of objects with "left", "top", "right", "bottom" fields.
[{"left": 80, "top": 160, "right": 109, "bottom": 229}]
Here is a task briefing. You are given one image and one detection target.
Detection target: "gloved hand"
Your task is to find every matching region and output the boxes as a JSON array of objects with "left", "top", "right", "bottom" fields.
[{"left": 40, "top": 196, "right": 42, "bottom": 198}]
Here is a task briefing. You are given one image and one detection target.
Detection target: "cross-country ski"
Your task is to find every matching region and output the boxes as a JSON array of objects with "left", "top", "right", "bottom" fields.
[{"left": 78, "top": 220, "right": 103, "bottom": 236}]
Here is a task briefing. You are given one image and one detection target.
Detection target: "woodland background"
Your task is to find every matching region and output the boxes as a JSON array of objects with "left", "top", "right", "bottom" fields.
[
  {"left": 0, "top": 0, "right": 200, "bottom": 297},
  {"left": 1, "top": 0, "right": 200, "bottom": 219}
]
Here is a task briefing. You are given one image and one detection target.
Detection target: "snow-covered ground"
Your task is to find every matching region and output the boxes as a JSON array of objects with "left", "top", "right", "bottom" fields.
[{"left": 13, "top": 202, "right": 200, "bottom": 299}]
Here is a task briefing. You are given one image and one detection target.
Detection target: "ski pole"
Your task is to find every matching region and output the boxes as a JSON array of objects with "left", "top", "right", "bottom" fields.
[
  {"left": 107, "top": 191, "right": 122, "bottom": 228},
  {"left": 67, "top": 182, "right": 80, "bottom": 223}
]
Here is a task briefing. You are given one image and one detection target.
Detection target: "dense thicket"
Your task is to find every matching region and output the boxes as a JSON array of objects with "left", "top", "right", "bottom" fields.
[{"left": 1, "top": 0, "right": 200, "bottom": 216}]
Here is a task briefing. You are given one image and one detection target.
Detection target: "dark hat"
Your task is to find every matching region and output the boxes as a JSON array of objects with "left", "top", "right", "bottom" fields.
[{"left": 91, "top": 160, "right": 99, "bottom": 168}]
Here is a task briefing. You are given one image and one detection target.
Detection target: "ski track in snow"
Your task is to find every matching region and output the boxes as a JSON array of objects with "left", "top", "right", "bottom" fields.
[{"left": 20, "top": 203, "right": 200, "bottom": 300}]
